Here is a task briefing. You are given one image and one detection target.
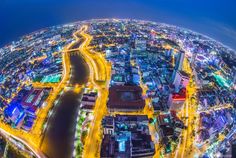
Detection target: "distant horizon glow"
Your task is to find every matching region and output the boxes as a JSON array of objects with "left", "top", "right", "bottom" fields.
[{"left": 0, "top": 0, "right": 236, "bottom": 50}]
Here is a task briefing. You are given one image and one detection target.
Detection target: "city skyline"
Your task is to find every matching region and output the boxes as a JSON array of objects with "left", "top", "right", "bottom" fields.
[
  {"left": 0, "top": 19, "right": 236, "bottom": 158},
  {"left": 1, "top": 0, "right": 236, "bottom": 50},
  {"left": 0, "top": 1, "right": 236, "bottom": 158}
]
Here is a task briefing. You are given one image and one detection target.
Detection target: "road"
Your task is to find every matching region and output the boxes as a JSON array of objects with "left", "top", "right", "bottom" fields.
[
  {"left": 0, "top": 24, "right": 110, "bottom": 158},
  {"left": 70, "top": 25, "right": 111, "bottom": 158},
  {"left": 174, "top": 55, "right": 199, "bottom": 158},
  {"left": 0, "top": 25, "right": 80, "bottom": 158}
]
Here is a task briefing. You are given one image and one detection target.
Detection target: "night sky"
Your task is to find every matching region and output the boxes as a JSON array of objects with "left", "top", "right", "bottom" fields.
[{"left": 1, "top": 0, "right": 236, "bottom": 49}]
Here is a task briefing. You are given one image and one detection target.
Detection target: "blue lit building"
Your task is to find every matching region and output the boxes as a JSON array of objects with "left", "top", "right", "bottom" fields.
[
  {"left": 116, "top": 132, "right": 131, "bottom": 157},
  {"left": 101, "top": 115, "right": 155, "bottom": 158},
  {"left": 4, "top": 103, "right": 25, "bottom": 129}
]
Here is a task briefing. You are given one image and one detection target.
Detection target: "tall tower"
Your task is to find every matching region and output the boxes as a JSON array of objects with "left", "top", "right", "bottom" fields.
[
  {"left": 171, "top": 51, "right": 185, "bottom": 85},
  {"left": 175, "top": 51, "right": 185, "bottom": 71}
]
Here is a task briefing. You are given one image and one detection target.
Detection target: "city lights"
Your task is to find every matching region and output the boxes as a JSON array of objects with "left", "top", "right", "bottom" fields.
[{"left": 0, "top": 19, "right": 236, "bottom": 158}]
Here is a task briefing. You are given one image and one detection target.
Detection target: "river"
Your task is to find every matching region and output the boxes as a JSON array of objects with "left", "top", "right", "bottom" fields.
[{"left": 40, "top": 52, "right": 89, "bottom": 158}]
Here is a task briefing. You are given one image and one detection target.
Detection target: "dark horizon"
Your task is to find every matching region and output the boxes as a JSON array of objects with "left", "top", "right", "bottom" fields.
[{"left": 1, "top": 0, "right": 236, "bottom": 50}]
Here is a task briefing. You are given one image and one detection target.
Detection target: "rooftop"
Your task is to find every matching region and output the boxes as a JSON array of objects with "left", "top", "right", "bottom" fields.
[{"left": 107, "top": 85, "right": 145, "bottom": 110}]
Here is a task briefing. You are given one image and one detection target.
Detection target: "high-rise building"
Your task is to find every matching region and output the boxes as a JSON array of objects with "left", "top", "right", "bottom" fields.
[
  {"left": 174, "top": 51, "right": 185, "bottom": 71},
  {"left": 172, "top": 71, "right": 190, "bottom": 92}
]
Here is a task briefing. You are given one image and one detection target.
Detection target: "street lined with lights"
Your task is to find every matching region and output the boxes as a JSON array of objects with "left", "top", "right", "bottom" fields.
[{"left": 0, "top": 19, "right": 236, "bottom": 158}]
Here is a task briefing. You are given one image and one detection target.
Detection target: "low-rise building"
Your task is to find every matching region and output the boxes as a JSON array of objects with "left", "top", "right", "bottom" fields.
[
  {"left": 4, "top": 104, "right": 25, "bottom": 129},
  {"left": 168, "top": 88, "right": 186, "bottom": 111},
  {"left": 81, "top": 91, "right": 98, "bottom": 112}
]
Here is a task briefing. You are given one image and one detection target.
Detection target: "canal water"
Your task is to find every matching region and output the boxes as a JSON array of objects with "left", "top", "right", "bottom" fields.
[{"left": 40, "top": 52, "right": 89, "bottom": 158}]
